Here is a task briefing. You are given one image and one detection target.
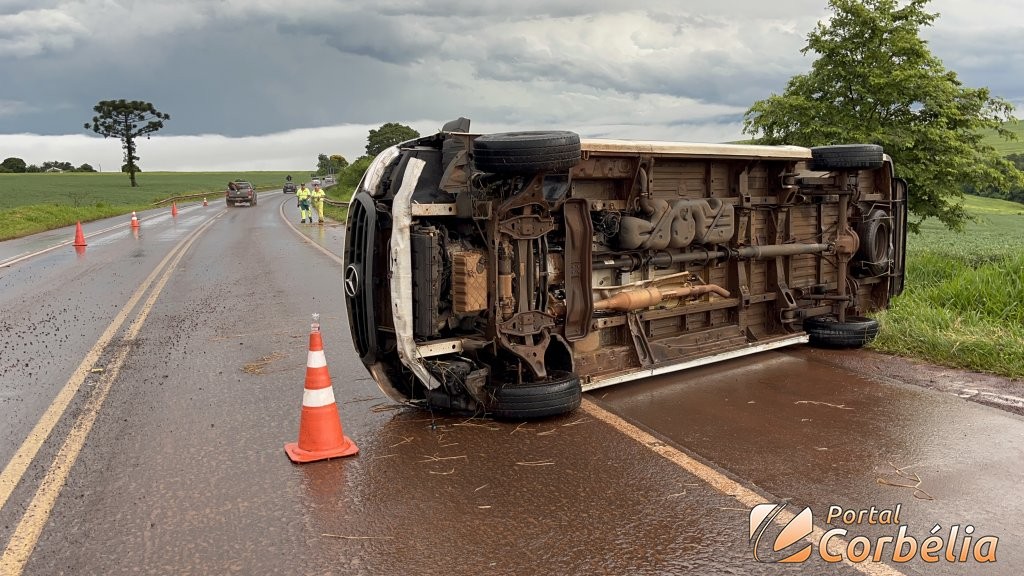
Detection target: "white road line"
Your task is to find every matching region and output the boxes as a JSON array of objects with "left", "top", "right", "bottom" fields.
[
  {"left": 1, "top": 219, "right": 138, "bottom": 269},
  {"left": 278, "top": 195, "right": 345, "bottom": 266},
  {"left": 0, "top": 215, "right": 220, "bottom": 576}
]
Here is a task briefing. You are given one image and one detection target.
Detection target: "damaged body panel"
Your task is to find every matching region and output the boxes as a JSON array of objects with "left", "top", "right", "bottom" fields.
[{"left": 343, "top": 120, "right": 907, "bottom": 419}]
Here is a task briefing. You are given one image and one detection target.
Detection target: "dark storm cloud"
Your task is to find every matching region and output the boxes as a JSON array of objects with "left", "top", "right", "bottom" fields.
[
  {"left": 370, "top": 0, "right": 640, "bottom": 19},
  {"left": 474, "top": 42, "right": 789, "bottom": 107},
  {"left": 0, "top": 0, "right": 1020, "bottom": 171},
  {"left": 0, "top": 0, "right": 59, "bottom": 13},
  {"left": 280, "top": 14, "right": 436, "bottom": 65}
]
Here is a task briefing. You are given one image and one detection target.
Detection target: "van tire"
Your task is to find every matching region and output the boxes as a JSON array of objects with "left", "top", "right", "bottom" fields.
[
  {"left": 488, "top": 371, "right": 582, "bottom": 420},
  {"left": 472, "top": 131, "right": 581, "bottom": 174},
  {"left": 855, "top": 209, "right": 892, "bottom": 276},
  {"left": 804, "top": 315, "right": 880, "bottom": 348},
  {"left": 810, "top": 144, "right": 884, "bottom": 171}
]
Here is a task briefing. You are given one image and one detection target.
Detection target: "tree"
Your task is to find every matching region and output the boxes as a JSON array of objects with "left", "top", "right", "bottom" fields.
[
  {"left": 339, "top": 156, "right": 373, "bottom": 190},
  {"left": 966, "top": 153, "right": 1024, "bottom": 204},
  {"left": 329, "top": 154, "right": 349, "bottom": 171},
  {"left": 85, "top": 99, "right": 169, "bottom": 187},
  {"left": 742, "top": 0, "right": 1021, "bottom": 230},
  {"left": 365, "top": 122, "right": 419, "bottom": 157},
  {"left": 42, "top": 161, "right": 74, "bottom": 172},
  {"left": 316, "top": 153, "right": 350, "bottom": 175},
  {"left": 1, "top": 157, "right": 27, "bottom": 173},
  {"left": 122, "top": 163, "right": 142, "bottom": 173},
  {"left": 78, "top": 163, "right": 96, "bottom": 173}
]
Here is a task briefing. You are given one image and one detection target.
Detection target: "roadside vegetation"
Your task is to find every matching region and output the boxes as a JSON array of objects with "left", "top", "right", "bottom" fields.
[
  {"left": 872, "top": 195, "right": 1024, "bottom": 379},
  {"left": 321, "top": 156, "right": 372, "bottom": 223},
  {"left": 0, "top": 171, "right": 298, "bottom": 240}
]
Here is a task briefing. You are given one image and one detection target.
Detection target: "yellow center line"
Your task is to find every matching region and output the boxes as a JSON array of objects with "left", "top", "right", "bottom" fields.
[
  {"left": 581, "top": 399, "right": 907, "bottom": 576},
  {"left": 0, "top": 216, "right": 219, "bottom": 575}
]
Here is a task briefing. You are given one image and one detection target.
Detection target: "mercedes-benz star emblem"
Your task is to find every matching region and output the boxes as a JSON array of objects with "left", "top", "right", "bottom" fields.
[{"left": 344, "top": 264, "right": 360, "bottom": 297}]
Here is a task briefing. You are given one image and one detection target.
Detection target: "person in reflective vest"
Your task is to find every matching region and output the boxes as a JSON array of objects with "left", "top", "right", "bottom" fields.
[
  {"left": 311, "top": 183, "right": 326, "bottom": 224},
  {"left": 296, "top": 183, "right": 312, "bottom": 223}
]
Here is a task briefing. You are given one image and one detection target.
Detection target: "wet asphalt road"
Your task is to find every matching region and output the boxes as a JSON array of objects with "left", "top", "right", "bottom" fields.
[{"left": 0, "top": 194, "right": 1021, "bottom": 575}]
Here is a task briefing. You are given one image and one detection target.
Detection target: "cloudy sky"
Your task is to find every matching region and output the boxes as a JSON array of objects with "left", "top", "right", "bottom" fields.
[{"left": 1, "top": 0, "right": 1021, "bottom": 171}]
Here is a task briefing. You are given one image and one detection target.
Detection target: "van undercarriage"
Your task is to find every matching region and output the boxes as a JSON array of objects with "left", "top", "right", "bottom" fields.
[{"left": 344, "top": 119, "right": 907, "bottom": 418}]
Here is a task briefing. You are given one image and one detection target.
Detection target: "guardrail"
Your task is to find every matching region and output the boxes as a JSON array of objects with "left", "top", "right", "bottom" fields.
[{"left": 151, "top": 191, "right": 212, "bottom": 206}]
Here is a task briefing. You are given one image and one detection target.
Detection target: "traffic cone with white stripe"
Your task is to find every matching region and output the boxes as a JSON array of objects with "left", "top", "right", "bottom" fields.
[
  {"left": 285, "top": 314, "right": 359, "bottom": 463},
  {"left": 130, "top": 211, "right": 140, "bottom": 229}
]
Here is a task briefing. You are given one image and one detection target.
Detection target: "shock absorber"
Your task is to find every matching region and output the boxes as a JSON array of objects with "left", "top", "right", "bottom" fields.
[{"left": 497, "top": 241, "right": 516, "bottom": 320}]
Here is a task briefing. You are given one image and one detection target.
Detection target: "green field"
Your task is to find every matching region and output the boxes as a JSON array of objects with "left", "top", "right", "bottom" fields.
[
  {"left": 979, "top": 120, "right": 1024, "bottom": 155},
  {"left": 0, "top": 171, "right": 303, "bottom": 209},
  {"left": 0, "top": 171, "right": 302, "bottom": 240},
  {"left": 871, "top": 195, "right": 1024, "bottom": 378}
]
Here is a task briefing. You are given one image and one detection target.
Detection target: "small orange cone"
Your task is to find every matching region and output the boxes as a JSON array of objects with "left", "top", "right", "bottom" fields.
[
  {"left": 203, "top": 197, "right": 208, "bottom": 207},
  {"left": 285, "top": 314, "right": 359, "bottom": 463},
  {"left": 130, "top": 211, "right": 140, "bottom": 229},
  {"left": 72, "top": 221, "right": 87, "bottom": 247},
  {"left": 171, "top": 202, "right": 178, "bottom": 217}
]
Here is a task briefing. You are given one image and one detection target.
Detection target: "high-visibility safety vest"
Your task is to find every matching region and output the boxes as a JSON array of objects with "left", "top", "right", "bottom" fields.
[
  {"left": 311, "top": 188, "right": 325, "bottom": 201},
  {"left": 297, "top": 187, "right": 311, "bottom": 201}
]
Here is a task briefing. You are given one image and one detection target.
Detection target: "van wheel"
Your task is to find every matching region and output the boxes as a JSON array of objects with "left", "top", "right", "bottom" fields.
[
  {"left": 855, "top": 209, "right": 892, "bottom": 276},
  {"left": 809, "top": 144, "right": 884, "bottom": 171},
  {"left": 804, "top": 315, "right": 879, "bottom": 348},
  {"left": 472, "top": 131, "right": 581, "bottom": 174},
  {"left": 488, "top": 371, "right": 582, "bottom": 420}
]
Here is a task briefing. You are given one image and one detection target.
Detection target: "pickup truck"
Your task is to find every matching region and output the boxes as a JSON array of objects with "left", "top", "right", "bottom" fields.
[{"left": 226, "top": 180, "right": 258, "bottom": 206}]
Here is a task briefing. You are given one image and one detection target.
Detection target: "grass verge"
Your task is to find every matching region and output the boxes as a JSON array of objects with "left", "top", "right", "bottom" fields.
[
  {"left": 322, "top": 182, "right": 356, "bottom": 224},
  {"left": 871, "top": 195, "right": 1024, "bottom": 379}
]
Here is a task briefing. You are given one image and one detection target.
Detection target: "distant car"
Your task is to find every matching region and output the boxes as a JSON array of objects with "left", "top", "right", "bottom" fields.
[
  {"left": 323, "top": 176, "right": 336, "bottom": 185},
  {"left": 226, "top": 180, "right": 257, "bottom": 207},
  {"left": 283, "top": 181, "right": 297, "bottom": 194},
  {"left": 311, "top": 178, "right": 321, "bottom": 187}
]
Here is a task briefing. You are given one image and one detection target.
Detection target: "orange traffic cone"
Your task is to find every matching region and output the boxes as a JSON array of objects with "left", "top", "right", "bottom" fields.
[
  {"left": 285, "top": 315, "right": 359, "bottom": 463},
  {"left": 171, "top": 202, "right": 178, "bottom": 217},
  {"left": 203, "top": 197, "right": 208, "bottom": 207},
  {"left": 130, "top": 211, "right": 140, "bottom": 229},
  {"left": 72, "top": 221, "right": 87, "bottom": 247}
]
